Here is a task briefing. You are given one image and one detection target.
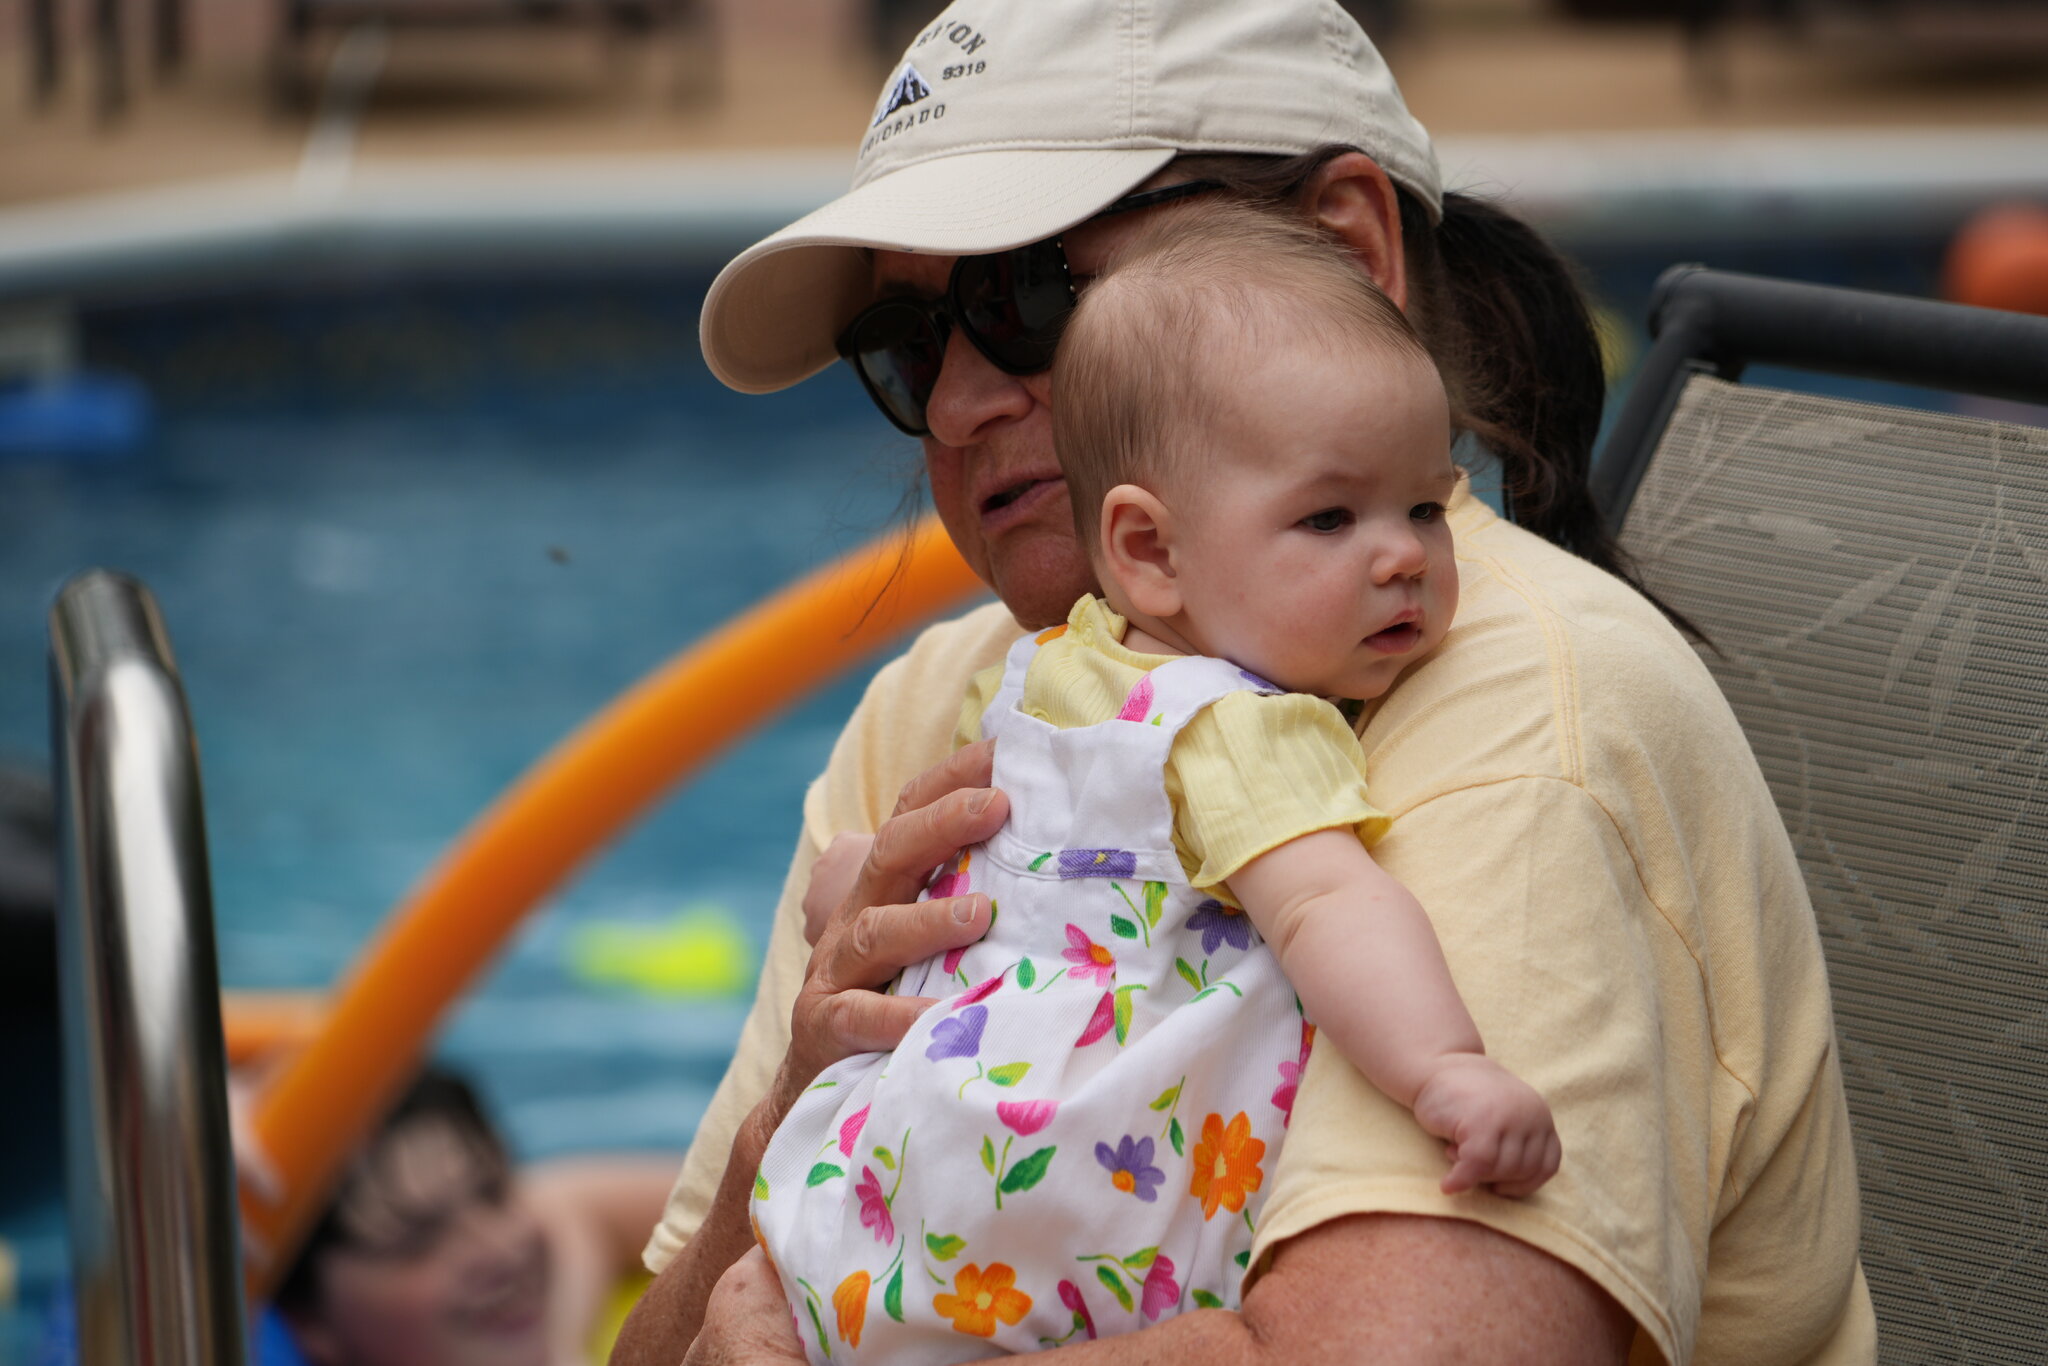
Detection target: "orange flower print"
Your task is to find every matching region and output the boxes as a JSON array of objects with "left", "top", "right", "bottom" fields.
[
  {"left": 1189, "top": 1111, "right": 1266, "bottom": 1220},
  {"left": 832, "top": 1271, "right": 870, "bottom": 1348},
  {"left": 934, "top": 1262, "right": 1033, "bottom": 1338}
]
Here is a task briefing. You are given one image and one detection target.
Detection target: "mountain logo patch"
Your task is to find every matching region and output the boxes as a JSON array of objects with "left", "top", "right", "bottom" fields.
[{"left": 873, "top": 64, "right": 933, "bottom": 126}]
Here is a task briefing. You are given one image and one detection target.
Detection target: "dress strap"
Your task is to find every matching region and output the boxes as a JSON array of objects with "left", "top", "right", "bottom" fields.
[
  {"left": 976, "top": 629, "right": 1046, "bottom": 745},
  {"left": 1115, "top": 653, "right": 1286, "bottom": 740}
]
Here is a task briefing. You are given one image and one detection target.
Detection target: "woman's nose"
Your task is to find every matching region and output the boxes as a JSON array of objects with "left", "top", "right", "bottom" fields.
[{"left": 923, "top": 326, "right": 1036, "bottom": 449}]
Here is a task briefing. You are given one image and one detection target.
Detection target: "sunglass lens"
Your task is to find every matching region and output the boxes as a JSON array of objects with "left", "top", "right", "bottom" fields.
[
  {"left": 956, "top": 241, "right": 1072, "bottom": 372},
  {"left": 846, "top": 301, "right": 947, "bottom": 435}
]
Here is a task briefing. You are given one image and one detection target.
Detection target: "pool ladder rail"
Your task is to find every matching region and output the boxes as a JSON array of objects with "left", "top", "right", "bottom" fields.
[{"left": 49, "top": 570, "right": 247, "bottom": 1366}]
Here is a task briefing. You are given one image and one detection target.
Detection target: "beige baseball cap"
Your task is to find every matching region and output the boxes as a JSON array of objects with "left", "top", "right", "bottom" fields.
[{"left": 700, "top": 0, "right": 1440, "bottom": 394}]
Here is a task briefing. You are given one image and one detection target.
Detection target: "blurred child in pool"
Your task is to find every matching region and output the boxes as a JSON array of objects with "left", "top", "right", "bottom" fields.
[{"left": 755, "top": 202, "right": 1559, "bottom": 1363}]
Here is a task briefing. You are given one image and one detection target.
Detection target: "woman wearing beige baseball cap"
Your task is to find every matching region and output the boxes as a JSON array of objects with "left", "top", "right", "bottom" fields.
[{"left": 614, "top": 2, "right": 1876, "bottom": 1364}]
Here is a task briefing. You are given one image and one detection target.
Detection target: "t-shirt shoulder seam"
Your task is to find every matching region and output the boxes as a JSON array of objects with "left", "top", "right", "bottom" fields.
[
  {"left": 1469, "top": 546, "right": 1585, "bottom": 785},
  {"left": 1394, "top": 772, "right": 1763, "bottom": 1109}
]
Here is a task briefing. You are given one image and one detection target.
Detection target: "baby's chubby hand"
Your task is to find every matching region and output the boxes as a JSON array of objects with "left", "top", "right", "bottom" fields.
[{"left": 1411, "top": 1053, "right": 1561, "bottom": 1198}]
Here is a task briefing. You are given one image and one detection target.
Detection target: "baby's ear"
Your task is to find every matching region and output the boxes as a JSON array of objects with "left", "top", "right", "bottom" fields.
[{"left": 1100, "top": 484, "right": 1182, "bottom": 620}]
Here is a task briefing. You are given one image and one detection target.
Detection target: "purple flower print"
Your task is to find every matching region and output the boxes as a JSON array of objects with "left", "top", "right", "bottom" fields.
[
  {"left": 926, "top": 1003, "right": 988, "bottom": 1061},
  {"left": 1140, "top": 1254, "right": 1180, "bottom": 1321},
  {"left": 1188, "top": 899, "right": 1252, "bottom": 955},
  {"left": 1094, "top": 1134, "right": 1165, "bottom": 1203},
  {"left": 854, "top": 1166, "right": 894, "bottom": 1245},
  {"left": 1237, "top": 668, "right": 1281, "bottom": 694},
  {"left": 1059, "top": 848, "right": 1137, "bottom": 880},
  {"left": 1058, "top": 1280, "right": 1098, "bottom": 1340},
  {"left": 1062, "top": 923, "right": 1116, "bottom": 987}
]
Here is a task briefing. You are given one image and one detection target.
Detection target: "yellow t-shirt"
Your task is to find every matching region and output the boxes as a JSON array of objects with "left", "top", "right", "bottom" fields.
[
  {"left": 954, "top": 593, "right": 1390, "bottom": 900},
  {"left": 643, "top": 485, "right": 1876, "bottom": 1366}
]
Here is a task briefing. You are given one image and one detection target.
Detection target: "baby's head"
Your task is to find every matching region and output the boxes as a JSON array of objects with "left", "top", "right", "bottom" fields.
[{"left": 1052, "top": 200, "right": 1461, "bottom": 701}]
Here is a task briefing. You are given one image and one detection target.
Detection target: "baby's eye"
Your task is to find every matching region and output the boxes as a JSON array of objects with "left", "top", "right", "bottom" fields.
[
  {"left": 1409, "top": 502, "right": 1445, "bottom": 523},
  {"left": 1301, "top": 508, "right": 1352, "bottom": 533}
]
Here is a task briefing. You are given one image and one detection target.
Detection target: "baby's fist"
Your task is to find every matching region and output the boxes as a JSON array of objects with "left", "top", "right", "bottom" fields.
[{"left": 1412, "top": 1053, "right": 1561, "bottom": 1198}]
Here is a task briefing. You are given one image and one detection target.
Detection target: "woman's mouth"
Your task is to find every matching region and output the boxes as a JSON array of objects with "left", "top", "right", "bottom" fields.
[{"left": 979, "top": 476, "right": 1064, "bottom": 527}]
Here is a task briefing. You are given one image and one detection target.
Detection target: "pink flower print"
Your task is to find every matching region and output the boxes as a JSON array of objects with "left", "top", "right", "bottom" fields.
[
  {"left": 1058, "top": 1280, "right": 1098, "bottom": 1340},
  {"left": 926, "top": 1003, "right": 988, "bottom": 1061},
  {"left": 1094, "top": 1134, "right": 1165, "bottom": 1202},
  {"left": 942, "top": 944, "right": 970, "bottom": 976},
  {"left": 1140, "top": 1253, "right": 1180, "bottom": 1321},
  {"left": 997, "top": 1100, "right": 1058, "bottom": 1136},
  {"left": 839, "top": 1104, "right": 870, "bottom": 1157},
  {"left": 1076, "top": 991, "right": 1115, "bottom": 1047},
  {"left": 928, "top": 849, "right": 972, "bottom": 901},
  {"left": 1115, "top": 674, "right": 1154, "bottom": 723},
  {"left": 1188, "top": 899, "right": 1253, "bottom": 955},
  {"left": 954, "top": 972, "right": 1005, "bottom": 1008},
  {"left": 854, "top": 1166, "right": 894, "bottom": 1245},
  {"left": 1062, "top": 924, "right": 1116, "bottom": 987},
  {"left": 1273, "top": 1022, "right": 1316, "bottom": 1127},
  {"left": 1059, "top": 848, "right": 1137, "bottom": 879}
]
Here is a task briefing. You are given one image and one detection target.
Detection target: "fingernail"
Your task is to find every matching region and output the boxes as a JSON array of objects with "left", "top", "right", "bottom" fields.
[
  {"left": 953, "top": 898, "right": 979, "bottom": 923},
  {"left": 968, "top": 790, "right": 994, "bottom": 816}
]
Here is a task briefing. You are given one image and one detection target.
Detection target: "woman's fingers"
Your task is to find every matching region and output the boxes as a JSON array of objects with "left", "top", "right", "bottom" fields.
[
  {"left": 860, "top": 785, "right": 1009, "bottom": 911},
  {"left": 890, "top": 738, "right": 996, "bottom": 820},
  {"left": 815, "top": 893, "right": 992, "bottom": 996}
]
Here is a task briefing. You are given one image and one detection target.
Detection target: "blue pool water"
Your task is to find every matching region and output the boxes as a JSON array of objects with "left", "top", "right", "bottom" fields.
[{"left": 0, "top": 220, "right": 2011, "bottom": 1346}]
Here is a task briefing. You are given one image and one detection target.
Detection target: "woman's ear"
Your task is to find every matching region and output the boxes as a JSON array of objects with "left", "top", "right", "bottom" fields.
[
  {"left": 1302, "top": 151, "right": 1408, "bottom": 312},
  {"left": 1099, "top": 484, "right": 1183, "bottom": 621}
]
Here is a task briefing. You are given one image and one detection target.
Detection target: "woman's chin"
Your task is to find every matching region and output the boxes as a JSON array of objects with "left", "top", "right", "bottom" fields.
[{"left": 987, "top": 532, "right": 1097, "bottom": 630}]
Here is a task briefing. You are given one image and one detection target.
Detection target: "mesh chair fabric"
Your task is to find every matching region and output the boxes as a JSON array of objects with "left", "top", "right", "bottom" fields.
[{"left": 1620, "top": 376, "right": 2048, "bottom": 1365}]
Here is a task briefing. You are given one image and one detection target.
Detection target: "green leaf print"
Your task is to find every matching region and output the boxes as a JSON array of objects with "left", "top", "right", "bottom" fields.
[
  {"left": 987, "top": 1062, "right": 1031, "bottom": 1087},
  {"left": 1029, "top": 851, "right": 1053, "bottom": 871},
  {"left": 980, "top": 1136, "right": 997, "bottom": 1175},
  {"left": 803, "top": 1295, "right": 833, "bottom": 1358},
  {"left": 1109, "top": 914, "right": 1138, "bottom": 940},
  {"left": 885, "top": 1262, "right": 905, "bottom": 1322},
  {"left": 1169, "top": 1117, "right": 1185, "bottom": 1156},
  {"left": 806, "top": 1163, "right": 844, "bottom": 1187},
  {"left": 1192, "top": 1289, "right": 1224, "bottom": 1310},
  {"left": 1112, "top": 984, "right": 1146, "bottom": 1045},
  {"left": 1018, "top": 958, "right": 1037, "bottom": 988},
  {"left": 1097, "top": 1265, "right": 1135, "bottom": 1313},
  {"left": 1234, "top": 1250, "right": 1251, "bottom": 1269},
  {"left": 999, "top": 1145, "right": 1057, "bottom": 1194},
  {"left": 873, "top": 1147, "right": 895, "bottom": 1170},
  {"left": 1122, "top": 1247, "right": 1157, "bottom": 1271},
  {"left": 753, "top": 1172, "right": 770, "bottom": 1200},
  {"left": 1143, "top": 881, "right": 1167, "bottom": 928},
  {"left": 1148, "top": 1084, "right": 1181, "bottom": 1112},
  {"left": 1175, "top": 958, "right": 1201, "bottom": 991},
  {"left": 926, "top": 1233, "right": 966, "bottom": 1262}
]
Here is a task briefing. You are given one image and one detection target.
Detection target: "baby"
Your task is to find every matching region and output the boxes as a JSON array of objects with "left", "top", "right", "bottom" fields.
[{"left": 752, "top": 201, "right": 1559, "bottom": 1364}]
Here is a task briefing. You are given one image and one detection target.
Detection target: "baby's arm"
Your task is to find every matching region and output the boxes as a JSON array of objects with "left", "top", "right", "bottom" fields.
[{"left": 1228, "top": 829, "right": 1561, "bottom": 1197}]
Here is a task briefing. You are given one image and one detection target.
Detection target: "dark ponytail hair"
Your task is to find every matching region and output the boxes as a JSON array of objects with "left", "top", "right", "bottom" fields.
[{"left": 1166, "top": 146, "right": 1700, "bottom": 638}]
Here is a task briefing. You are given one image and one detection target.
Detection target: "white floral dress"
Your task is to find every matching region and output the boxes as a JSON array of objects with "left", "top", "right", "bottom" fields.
[{"left": 753, "top": 630, "right": 1311, "bottom": 1363}]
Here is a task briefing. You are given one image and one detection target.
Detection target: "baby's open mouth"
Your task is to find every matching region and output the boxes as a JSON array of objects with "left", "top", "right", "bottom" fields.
[{"left": 1368, "top": 623, "right": 1422, "bottom": 651}]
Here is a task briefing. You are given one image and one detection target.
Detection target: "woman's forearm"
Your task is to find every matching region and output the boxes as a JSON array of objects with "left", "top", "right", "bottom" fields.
[{"left": 611, "top": 1098, "right": 785, "bottom": 1365}]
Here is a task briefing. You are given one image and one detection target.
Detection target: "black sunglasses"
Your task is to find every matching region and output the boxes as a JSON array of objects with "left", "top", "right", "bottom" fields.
[{"left": 835, "top": 180, "right": 1223, "bottom": 437}]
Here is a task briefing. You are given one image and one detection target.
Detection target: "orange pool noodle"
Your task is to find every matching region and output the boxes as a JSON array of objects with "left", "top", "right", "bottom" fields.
[
  {"left": 243, "top": 515, "right": 983, "bottom": 1296},
  {"left": 1943, "top": 204, "right": 2048, "bottom": 318}
]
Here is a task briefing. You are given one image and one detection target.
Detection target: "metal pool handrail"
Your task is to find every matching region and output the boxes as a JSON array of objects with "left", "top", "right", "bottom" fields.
[{"left": 50, "top": 570, "right": 246, "bottom": 1366}]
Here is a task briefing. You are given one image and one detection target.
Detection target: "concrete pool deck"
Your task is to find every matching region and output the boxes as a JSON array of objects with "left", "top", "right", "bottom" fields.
[{"left": 4, "top": 0, "right": 2047, "bottom": 215}]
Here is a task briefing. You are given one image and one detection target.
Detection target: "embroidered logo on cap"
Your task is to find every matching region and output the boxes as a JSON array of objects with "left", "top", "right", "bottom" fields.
[{"left": 873, "top": 64, "right": 933, "bottom": 126}]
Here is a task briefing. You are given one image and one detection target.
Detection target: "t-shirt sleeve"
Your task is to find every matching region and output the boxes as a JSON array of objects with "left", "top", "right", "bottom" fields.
[
  {"left": 1248, "top": 777, "right": 1692, "bottom": 1366},
  {"left": 1169, "top": 690, "right": 1391, "bottom": 896}
]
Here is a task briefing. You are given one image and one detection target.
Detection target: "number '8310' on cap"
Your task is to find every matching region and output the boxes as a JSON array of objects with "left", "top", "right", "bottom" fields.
[{"left": 699, "top": 0, "right": 1441, "bottom": 395}]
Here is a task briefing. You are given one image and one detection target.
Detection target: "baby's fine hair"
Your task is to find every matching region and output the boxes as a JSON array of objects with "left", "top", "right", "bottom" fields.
[{"left": 1052, "top": 198, "right": 1437, "bottom": 549}]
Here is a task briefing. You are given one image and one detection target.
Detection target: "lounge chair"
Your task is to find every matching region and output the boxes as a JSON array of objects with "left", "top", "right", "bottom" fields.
[{"left": 1597, "top": 265, "right": 2048, "bottom": 1364}]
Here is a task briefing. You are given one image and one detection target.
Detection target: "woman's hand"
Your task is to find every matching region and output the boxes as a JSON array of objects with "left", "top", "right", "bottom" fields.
[
  {"left": 683, "top": 1250, "right": 808, "bottom": 1366},
  {"left": 769, "top": 738, "right": 1008, "bottom": 1116},
  {"left": 802, "top": 833, "right": 872, "bottom": 947}
]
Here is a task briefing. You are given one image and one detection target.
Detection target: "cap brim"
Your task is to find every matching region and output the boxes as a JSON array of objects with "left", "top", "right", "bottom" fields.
[{"left": 700, "top": 146, "right": 1176, "bottom": 394}]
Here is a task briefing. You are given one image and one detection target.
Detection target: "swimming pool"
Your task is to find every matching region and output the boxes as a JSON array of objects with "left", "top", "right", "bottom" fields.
[{"left": 1, "top": 136, "right": 2042, "bottom": 1347}]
